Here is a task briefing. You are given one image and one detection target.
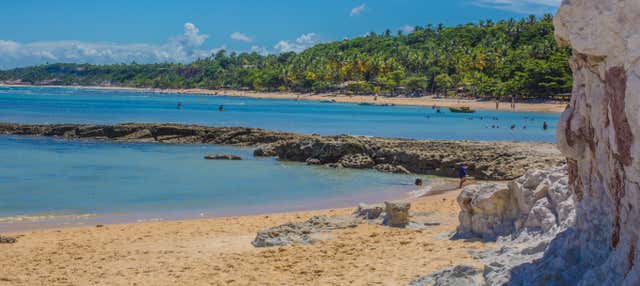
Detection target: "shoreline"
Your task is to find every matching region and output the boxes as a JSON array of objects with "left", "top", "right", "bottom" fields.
[
  {"left": 0, "top": 176, "right": 460, "bottom": 233},
  {"left": 0, "top": 83, "right": 567, "bottom": 113},
  {"left": 0, "top": 181, "right": 420, "bottom": 233},
  {"left": 0, "top": 187, "right": 489, "bottom": 285}
]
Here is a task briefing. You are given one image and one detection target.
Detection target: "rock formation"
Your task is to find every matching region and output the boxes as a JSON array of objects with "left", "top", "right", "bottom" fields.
[
  {"left": 456, "top": 166, "right": 573, "bottom": 240},
  {"left": 500, "top": 1, "right": 640, "bottom": 285},
  {"left": 251, "top": 215, "right": 360, "bottom": 247},
  {"left": 354, "top": 203, "right": 385, "bottom": 220},
  {"left": 383, "top": 201, "right": 411, "bottom": 227},
  {"left": 0, "top": 122, "right": 563, "bottom": 180},
  {"left": 0, "top": 235, "right": 16, "bottom": 244},
  {"left": 416, "top": 167, "right": 574, "bottom": 285},
  {"left": 410, "top": 265, "right": 483, "bottom": 286}
]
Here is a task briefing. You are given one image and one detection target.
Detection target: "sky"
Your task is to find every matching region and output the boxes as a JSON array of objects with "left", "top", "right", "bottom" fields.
[{"left": 0, "top": 0, "right": 561, "bottom": 69}]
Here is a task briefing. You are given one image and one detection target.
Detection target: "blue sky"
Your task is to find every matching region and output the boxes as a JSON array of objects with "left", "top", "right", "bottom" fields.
[{"left": 0, "top": 0, "right": 560, "bottom": 69}]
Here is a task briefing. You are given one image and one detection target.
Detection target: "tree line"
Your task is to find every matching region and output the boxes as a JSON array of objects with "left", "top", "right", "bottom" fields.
[{"left": 0, "top": 14, "right": 572, "bottom": 100}]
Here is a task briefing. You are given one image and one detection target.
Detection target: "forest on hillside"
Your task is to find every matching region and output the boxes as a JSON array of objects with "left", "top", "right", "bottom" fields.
[{"left": 0, "top": 14, "right": 572, "bottom": 100}]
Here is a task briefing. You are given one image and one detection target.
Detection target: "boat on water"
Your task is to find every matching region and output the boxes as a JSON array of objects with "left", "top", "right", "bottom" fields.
[{"left": 449, "top": 106, "right": 476, "bottom": 113}]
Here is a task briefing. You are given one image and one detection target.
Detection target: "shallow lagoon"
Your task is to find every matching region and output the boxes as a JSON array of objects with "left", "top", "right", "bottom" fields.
[{"left": 0, "top": 86, "right": 560, "bottom": 229}]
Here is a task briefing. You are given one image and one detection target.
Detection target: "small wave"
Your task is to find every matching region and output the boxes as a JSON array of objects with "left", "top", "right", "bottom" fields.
[{"left": 0, "top": 213, "right": 97, "bottom": 223}]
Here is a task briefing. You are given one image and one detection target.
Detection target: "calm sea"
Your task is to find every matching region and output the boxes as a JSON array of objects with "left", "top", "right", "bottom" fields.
[{"left": 0, "top": 86, "right": 560, "bottom": 230}]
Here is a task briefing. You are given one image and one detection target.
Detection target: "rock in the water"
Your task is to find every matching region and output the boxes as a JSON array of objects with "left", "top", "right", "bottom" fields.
[
  {"left": 253, "top": 144, "right": 278, "bottom": 157},
  {"left": 411, "top": 265, "right": 483, "bottom": 286},
  {"left": 0, "top": 123, "right": 563, "bottom": 180},
  {"left": 204, "top": 154, "right": 242, "bottom": 160},
  {"left": 251, "top": 215, "right": 359, "bottom": 247},
  {"left": 0, "top": 235, "right": 16, "bottom": 244},
  {"left": 383, "top": 201, "right": 411, "bottom": 227},
  {"left": 305, "top": 158, "right": 322, "bottom": 165},
  {"left": 354, "top": 203, "right": 385, "bottom": 219}
]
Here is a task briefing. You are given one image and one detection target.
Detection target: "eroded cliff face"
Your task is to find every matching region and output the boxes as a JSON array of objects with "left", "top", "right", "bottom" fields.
[{"left": 509, "top": 1, "right": 640, "bottom": 285}]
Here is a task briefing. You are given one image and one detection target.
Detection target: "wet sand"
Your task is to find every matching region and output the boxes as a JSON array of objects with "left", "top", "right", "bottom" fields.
[
  {"left": 1, "top": 84, "right": 567, "bottom": 113},
  {"left": 0, "top": 188, "right": 490, "bottom": 286}
]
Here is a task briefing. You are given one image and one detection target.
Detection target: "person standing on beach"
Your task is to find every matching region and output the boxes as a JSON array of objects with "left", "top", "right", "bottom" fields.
[{"left": 458, "top": 165, "right": 468, "bottom": 188}]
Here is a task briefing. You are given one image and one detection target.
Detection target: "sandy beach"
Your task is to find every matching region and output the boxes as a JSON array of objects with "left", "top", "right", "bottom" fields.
[
  {"left": 0, "top": 84, "right": 567, "bottom": 113},
  {"left": 0, "top": 188, "right": 490, "bottom": 286}
]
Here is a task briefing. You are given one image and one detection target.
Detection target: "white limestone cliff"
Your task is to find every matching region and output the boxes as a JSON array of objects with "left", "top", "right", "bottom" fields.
[{"left": 507, "top": 1, "right": 640, "bottom": 285}]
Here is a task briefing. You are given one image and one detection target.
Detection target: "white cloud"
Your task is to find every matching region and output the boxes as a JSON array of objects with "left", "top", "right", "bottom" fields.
[
  {"left": 350, "top": 4, "right": 366, "bottom": 16},
  {"left": 472, "top": 0, "right": 561, "bottom": 14},
  {"left": 400, "top": 25, "right": 415, "bottom": 34},
  {"left": 231, "top": 32, "right": 253, "bottom": 43},
  {"left": 250, "top": 45, "right": 268, "bottom": 55},
  {"left": 274, "top": 33, "right": 319, "bottom": 53},
  {"left": 0, "top": 23, "right": 219, "bottom": 69}
]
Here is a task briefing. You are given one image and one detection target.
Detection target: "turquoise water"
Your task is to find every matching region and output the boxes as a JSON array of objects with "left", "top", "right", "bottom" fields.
[
  {"left": 0, "top": 86, "right": 559, "bottom": 142},
  {"left": 0, "top": 135, "right": 418, "bottom": 230},
  {"left": 0, "top": 86, "right": 560, "bottom": 230}
]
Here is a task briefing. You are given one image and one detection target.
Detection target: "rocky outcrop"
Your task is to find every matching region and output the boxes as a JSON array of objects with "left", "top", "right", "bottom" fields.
[
  {"left": 0, "top": 122, "right": 563, "bottom": 180},
  {"left": 456, "top": 166, "right": 573, "bottom": 240},
  {"left": 251, "top": 215, "right": 360, "bottom": 247},
  {"left": 203, "top": 154, "right": 242, "bottom": 160},
  {"left": 268, "top": 136, "right": 563, "bottom": 180},
  {"left": 354, "top": 203, "right": 385, "bottom": 220},
  {"left": 255, "top": 200, "right": 437, "bottom": 247},
  {"left": 0, "top": 235, "right": 16, "bottom": 244},
  {"left": 416, "top": 167, "right": 574, "bottom": 285},
  {"left": 410, "top": 265, "right": 483, "bottom": 286},
  {"left": 494, "top": 1, "right": 640, "bottom": 285},
  {"left": 456, "top": 182, "right": 517, "bottom": 239}
]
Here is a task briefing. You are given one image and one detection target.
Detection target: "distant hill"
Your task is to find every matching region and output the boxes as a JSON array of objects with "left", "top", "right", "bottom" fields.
[{"left": 0, "top": 14, "right": 571, "bottom": 100}]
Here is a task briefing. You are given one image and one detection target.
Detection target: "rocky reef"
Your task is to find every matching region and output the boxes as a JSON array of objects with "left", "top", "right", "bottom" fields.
[{"left": 0, "top": 123, "right": 563, "bottom": 180}]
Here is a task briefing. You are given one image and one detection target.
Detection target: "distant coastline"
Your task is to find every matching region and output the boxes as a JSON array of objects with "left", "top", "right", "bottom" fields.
[{"left": 0, "top": 83, "right": 567, "bottom": 113}]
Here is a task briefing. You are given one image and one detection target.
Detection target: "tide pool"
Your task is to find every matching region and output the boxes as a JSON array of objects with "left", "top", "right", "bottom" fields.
[
  {"left": 0, "top": 135, "right": 418, "bottom": 230},
  {"left": 0, "top": 86, "right": 559, "bottom": 142}
]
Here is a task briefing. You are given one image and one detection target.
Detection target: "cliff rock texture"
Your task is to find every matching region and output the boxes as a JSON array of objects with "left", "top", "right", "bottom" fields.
[{"left": 507, "top": 1, "right": 640, "bottom": 284}]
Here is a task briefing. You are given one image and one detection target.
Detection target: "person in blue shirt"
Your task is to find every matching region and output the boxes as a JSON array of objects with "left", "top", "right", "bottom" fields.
[{"left": 458, "top": 165, "right": 468, "bottom": 188}]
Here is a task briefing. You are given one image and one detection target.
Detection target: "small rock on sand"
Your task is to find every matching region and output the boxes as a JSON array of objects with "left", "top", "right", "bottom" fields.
[
  {"left": 354, "top": 203, "right": 385, "bottom": 219},
  {"left": 384, "top": 201, "right": 411, "bottom": 227},
  {"left": 0, "top": 235, "right": 17, "bottom": 244}
]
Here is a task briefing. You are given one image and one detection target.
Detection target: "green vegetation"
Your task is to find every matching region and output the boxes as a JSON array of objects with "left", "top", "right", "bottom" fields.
[{"left": 0, "top": 14, "right": 571, "bottom": 100}]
